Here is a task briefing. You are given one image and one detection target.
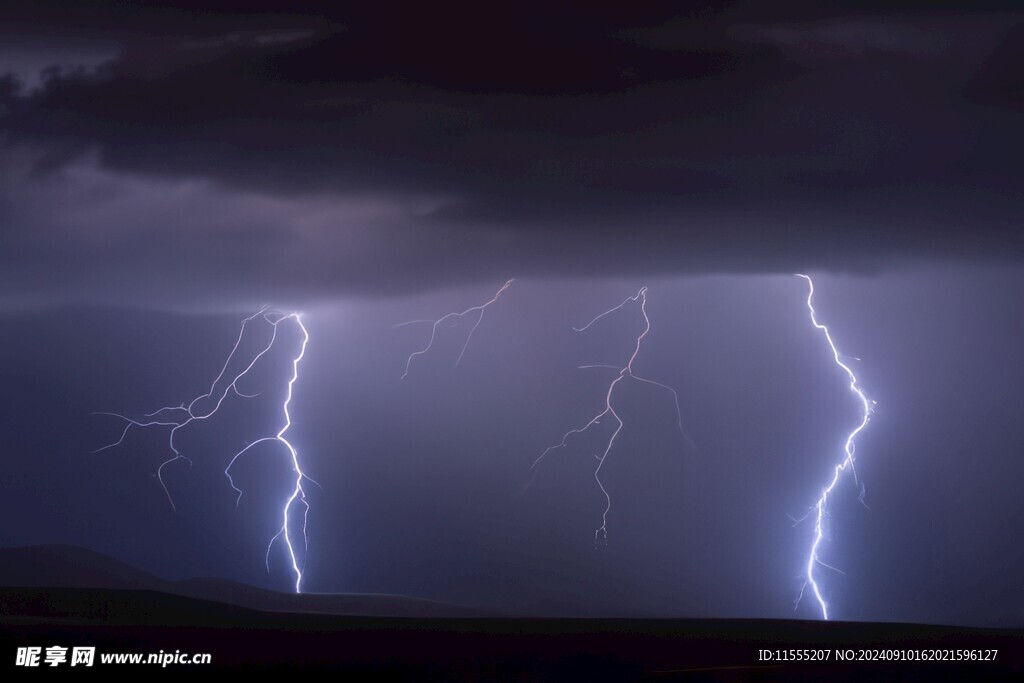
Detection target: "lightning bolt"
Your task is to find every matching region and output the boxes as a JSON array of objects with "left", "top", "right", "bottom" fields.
[
  {"left": 398, "top": 279, "right": 514, "bottom": 379},
  {"left": 794, "top": 274, "right": 876, "bottom": 620},
  {"left": 530, "top": 286, "right": 684, "bottom": 545},
  {"left": 93, "top": 307, "right": 314, "bottom": 593}
]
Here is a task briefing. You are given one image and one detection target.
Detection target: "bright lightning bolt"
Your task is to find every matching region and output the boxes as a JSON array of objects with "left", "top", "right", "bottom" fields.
[
  {"left": 93, "top": 308, "right": 315, "bottom": 593},
  {"left": 397, "top": 279, "right": 514, "bottom": 378},
  {"left": 530, "top": 286, "right": 684, "bottom": 545},
  {"left": 794, "top": 274, "right": 876, "bottom": 620}
]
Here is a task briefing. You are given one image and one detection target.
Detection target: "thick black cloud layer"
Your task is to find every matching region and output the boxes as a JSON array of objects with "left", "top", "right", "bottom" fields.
[{"left": 1, "top": 2, "right": 1022, "bottom": 305}]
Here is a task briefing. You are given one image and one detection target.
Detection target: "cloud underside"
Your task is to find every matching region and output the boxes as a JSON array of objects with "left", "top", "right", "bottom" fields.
[{"left": 1, "top": 3, "right": 1022, "bottom": 305}]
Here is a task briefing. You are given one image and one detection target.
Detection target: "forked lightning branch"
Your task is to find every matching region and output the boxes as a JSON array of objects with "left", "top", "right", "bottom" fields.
[{"left": 93, "top": 307, "right": 314, "bottom": 593}]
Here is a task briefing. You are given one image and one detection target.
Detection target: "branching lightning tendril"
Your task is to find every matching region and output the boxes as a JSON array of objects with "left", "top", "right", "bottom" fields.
[
  {"left": 397, "top": 279, "right": 514, "bottom": 379},
  {"left": 93, "top": 308, "right": 314, "bottom": 593},
  {"left": 530, "top": 287, "right": 684, "bottom": 545},
  {"left": 794, "top": 274, "right": 876, "bottom": 620}
]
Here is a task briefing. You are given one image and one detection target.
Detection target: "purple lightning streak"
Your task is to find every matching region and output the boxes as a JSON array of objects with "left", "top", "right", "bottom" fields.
[
  {"left": 794, "top": 274, "right": 876, "bottom": 620},
  {"left": 530, "top": 286, "right": 684, "bottom": 545},
  {"left": 397, "top": 279, "right": 514, "bottom": 379},
  {"left": 93, "top": 308, "right": 315, "bottom": 593}
]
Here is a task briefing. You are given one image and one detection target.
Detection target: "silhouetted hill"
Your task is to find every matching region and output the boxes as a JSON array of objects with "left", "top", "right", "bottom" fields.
[
  {"left": 0, "top": 545, "right": 163, "bottom": 590},
  {"left": 1, "top": 545, "right": 1021, "bottom": 678},
  {"left": 173, "top": 577, "right": 492, "bottom": 617},
  {"left": 0, "top": 544, "right": 490, "bottom": 617},
  {"left": 1, "top": 587, "right": 1022, "bottom": 679},
  {"left": 0, "top": 587, "right": 255, "bottom": 625}
]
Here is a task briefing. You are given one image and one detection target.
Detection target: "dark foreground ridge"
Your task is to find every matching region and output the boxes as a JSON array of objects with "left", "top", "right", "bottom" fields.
[
  {"left": 0, "top": 546, "right": 1021, "bottom": 680},
  {"left": 0, "top": 544, "right": 491, "bottom": 618}
]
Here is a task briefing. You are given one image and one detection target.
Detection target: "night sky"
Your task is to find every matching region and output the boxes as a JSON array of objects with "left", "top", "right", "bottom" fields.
[{"left": 1, "top": 2, "right": 1021, "bottom": 627}]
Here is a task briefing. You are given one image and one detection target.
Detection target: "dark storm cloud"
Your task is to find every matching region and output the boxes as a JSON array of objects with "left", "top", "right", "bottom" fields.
[{"left": 1, "top": 1, "right": 1022, "bottom": 305}]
